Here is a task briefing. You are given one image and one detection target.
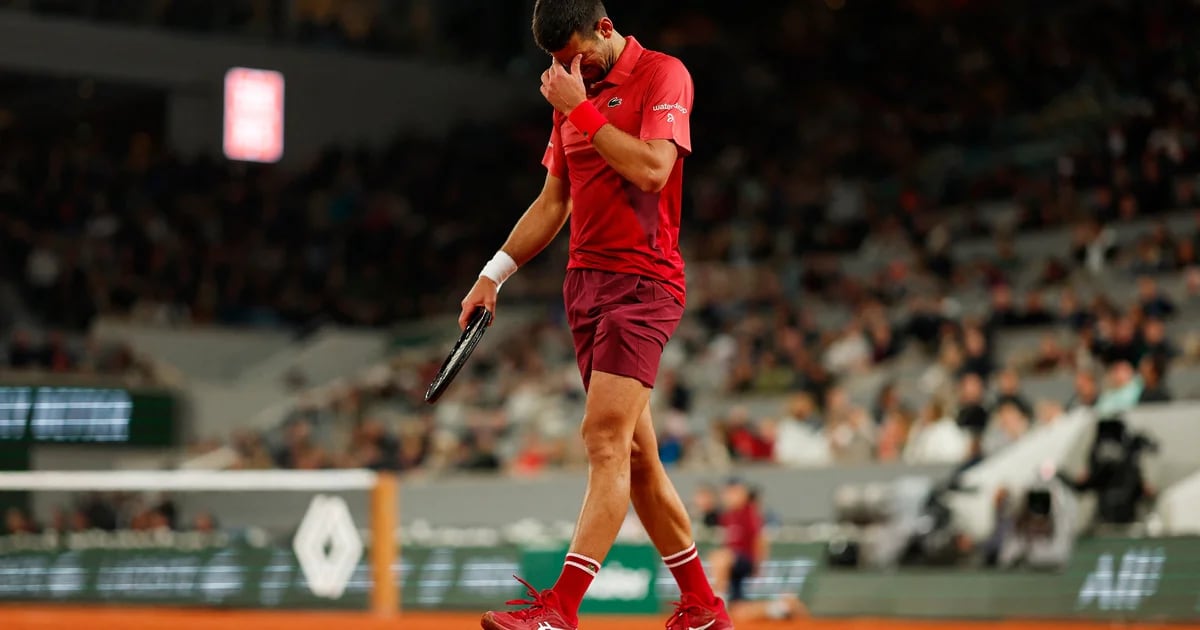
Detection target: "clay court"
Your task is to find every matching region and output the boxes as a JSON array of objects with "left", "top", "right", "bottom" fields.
[{"left": 3, "top": 608, "right": 1198, "bottom": 630}]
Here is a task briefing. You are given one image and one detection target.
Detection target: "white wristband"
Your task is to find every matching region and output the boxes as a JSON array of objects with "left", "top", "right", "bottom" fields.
[{"left": 480, "top": 250, "right": 518, "bottom": 289}]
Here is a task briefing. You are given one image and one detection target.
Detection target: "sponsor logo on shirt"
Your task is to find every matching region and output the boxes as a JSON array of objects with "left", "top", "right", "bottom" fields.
[
  {"left": 608, "top": 97, "right": 623, "bottom": 108},
  {"left": 652, "top": 103, "right": 688, "bottom": 114}
]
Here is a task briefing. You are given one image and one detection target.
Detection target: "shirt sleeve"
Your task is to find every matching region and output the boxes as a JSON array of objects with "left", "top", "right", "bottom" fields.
[
  {"left": 640, "top": 58, "right": 694, "bottom": 156},
  {"left": 750, "top": 509, "right": 764, "bottom": 534},
  {"left": 541, "top": 112, "right": 567, "bottom": 178}
]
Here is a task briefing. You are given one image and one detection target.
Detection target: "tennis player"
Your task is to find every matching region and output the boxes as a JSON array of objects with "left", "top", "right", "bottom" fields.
[{"left": 458, "top": 2, "right": 730, "bottom": 629}]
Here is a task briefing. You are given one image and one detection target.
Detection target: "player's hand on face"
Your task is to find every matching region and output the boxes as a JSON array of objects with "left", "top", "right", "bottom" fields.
[
  {"left": 459, "top": 276, "right": 498, "bottom": 330},
  {"left": 540, "top": 54, "right": 588, "bottom": 114}
]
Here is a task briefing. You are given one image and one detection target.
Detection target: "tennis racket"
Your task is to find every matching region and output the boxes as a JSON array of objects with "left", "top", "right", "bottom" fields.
[{"left": 425, "top": 306, "right": 493, "bottom": 404}]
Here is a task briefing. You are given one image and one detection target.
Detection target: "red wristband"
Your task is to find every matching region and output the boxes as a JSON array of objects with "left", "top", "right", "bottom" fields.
[{"left": 567, "top": 101, "right": 608, "bottom": 142}]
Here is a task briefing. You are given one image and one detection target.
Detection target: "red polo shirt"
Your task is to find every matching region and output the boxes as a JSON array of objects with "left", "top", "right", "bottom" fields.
[
  {"left": 542, "top": 36, "right": 693, "bottom": 306},
  {"left": 720, "top": 503, "right": 764, "bottom": 559}
]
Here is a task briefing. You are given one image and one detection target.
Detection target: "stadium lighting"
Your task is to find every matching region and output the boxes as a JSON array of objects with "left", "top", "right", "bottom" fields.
[{"left": 223, "top": 67, "right": 285, "bottom": 163}]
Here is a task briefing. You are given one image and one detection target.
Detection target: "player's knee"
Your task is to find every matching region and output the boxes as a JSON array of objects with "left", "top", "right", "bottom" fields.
[
  {"left": 580, "top": 417, "right": 630, "bottom": 469},
  {"left": 629, "top": 440, "right": 658, "bottom": 478}
]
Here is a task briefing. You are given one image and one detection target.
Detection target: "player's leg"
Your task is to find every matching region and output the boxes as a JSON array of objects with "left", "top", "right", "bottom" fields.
[
  {"left": 629, "top": 405, "right": 733, "bottom": 630},
  {"left": 629, "top": 403, "right": 692, "bottom": 553},
  {"left": 551, "top": 371, "right": 648, "bottom": 618},
  {"left": 569, "top": 370, "right": 650, "bottom": 556},
  {"left": 629, "top": 403, "right": 724, "bottom": 606},
  {"left": 481, "top": 371, "right": 646, "bottom": 630},
  {"left": 707, "top": 547, "right": 734, "bottom": 599},
  {"left": 728, "top": 553, "right": 755, "bottom": 604},
  {"left": 483, "top": 272, "right": 687, "bottom": 630}
]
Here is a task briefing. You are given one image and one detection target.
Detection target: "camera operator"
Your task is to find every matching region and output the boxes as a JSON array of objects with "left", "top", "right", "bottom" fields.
[
  {"left": 1060, "top": 416, "right": 1158, "bottom": 527},
  {"left": 987, "top": 463, "right": 1078, "bottom": 570}
]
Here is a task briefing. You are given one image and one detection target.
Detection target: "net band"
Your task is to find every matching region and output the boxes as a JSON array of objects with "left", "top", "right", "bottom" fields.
[{"left": 0, "top": 469, "right": 378, "bottom": 492}]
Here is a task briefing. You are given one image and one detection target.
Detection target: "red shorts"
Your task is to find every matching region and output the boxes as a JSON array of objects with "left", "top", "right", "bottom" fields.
[{"left": 563, "top": 269, "right": 684, "bottom": 390}]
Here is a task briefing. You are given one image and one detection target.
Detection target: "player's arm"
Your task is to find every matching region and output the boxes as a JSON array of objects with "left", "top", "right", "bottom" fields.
[
  {"left": 589, "top": 130, "right": 676, "bottom": 193},
  {"left": 542, "top": 55, "right": 692, "bottom": 194},
  {"left": 458, "top": 172, "right": 570, "bottom": 329}
]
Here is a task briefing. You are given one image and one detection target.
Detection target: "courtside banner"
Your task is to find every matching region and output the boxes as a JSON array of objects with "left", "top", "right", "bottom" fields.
[
  {"left": 0, "top": 538, "right": 1195, "bottom": 619},
  {"left": 805, "top": 536, "right": 1200, "bottom": 621},
  {"left": 0, "top": 539, "right": 523, "bottom": 611},
  {"left": 521, "top": 543, "right": 660, "bottom": 615}
]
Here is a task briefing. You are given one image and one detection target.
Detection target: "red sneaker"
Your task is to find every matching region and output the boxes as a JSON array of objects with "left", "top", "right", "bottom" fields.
[
  {"left": 665, "top": 593, "right": 735, "bottom": 630},
  {"left": 481, "top": 577, "right": 578, "bottom": 630}
]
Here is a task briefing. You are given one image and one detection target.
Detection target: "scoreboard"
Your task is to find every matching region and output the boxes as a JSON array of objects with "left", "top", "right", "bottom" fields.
[{"left": 0, "top": 386, "right": 179, "bottom": 447}]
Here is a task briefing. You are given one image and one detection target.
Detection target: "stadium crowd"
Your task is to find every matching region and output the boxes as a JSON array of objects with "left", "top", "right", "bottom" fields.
[
  {"left": 2, "top": 496, "right": 218, "bottom": 535},
  {"left": 3, "top": 0, "right": 1198, "bottom": 329},
  {"left": 1, "top": 0, "right": 1198, "bottom": 475},
  {"left": 0, "top": 329, "right": 158, "bottom": 381}
]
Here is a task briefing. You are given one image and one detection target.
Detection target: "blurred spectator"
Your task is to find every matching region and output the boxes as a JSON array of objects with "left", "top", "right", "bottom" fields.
[
  {"left": 1057, "top": 289, "right": 1093, "bottom": 331},
  {"left": 993, "top": 369, "right": 1034, "bottom": 419},
  {"left": 823, "top": 386, "right": 873, "bottom": 464},
  {"left": 1065, "top": 371, "right": 1101, "bottom": 412},
  {"left": 955, "top": 374, "right": 990, "bottom": 435},
  {"left": 987, "top": 286, "right": 1022, "bottom": 329},
  {"left": 872, "top": 381, "right": 903, "bottom": 425},
  {"left": 992, "top": 235, "right": 1022, "bottom": 279},
  {"left": 1031, "top": 333, "right": 1069, "bottom": 374},
  {"left": 272, "top": 418, "right": 329, "bottom": 470},
  {"left": 230, "top": 430, "right": 274, "bottom": 469},
  {"left": 1072, "top": 219, "right": 1117, "bottom": 274},
  {"left": 1095, "top": 315, "right": 1143, "bottom": 367},
  {"left": 960, "top": 326, "right": 994, "bottom": 379},
  {"left": 3, "top": 507, "right": 37, "bottom": 535},
  {"left": 457, "top": 430, "right": 502, "bottom": 472},
  {"left": 905, "top": 297, "right": 946, "bottom": 352},
  {"left": 823, "top": 321, "right": 872, "bottom": 376},
  {"left": 751, "top": 352, "right": 796, "bottom": 393},
  {"left": 876, "top": 407, "right": 914, "bottom": 463},
  {"left": 397, "top": 423, "right": 431, "bottom": 471},
  {"left": 1138, "top": 357, "right": 1173, "bottom": 404},
  {"left": 192, "top": 512, "right": 218, "bottom": 534},
  {"left": 772, "top": 393, "right": 830, "bottom": 467},
  {"left": 723, "top": 407, "right": 773, "bottom": 462},
  {"left": 1095, "top": 361, "right": 1144, "bottom": 416},
  {"left": 904, "top": 400, "right": 970, "bottom": 465},
  {"left": 867, "top": 317, "right": 901, "bottom": 364},
  {"left": 1137, "top": 276, "right": 1177, "bottom": 319},
  {"left": 683, "top": 420, "right": 734, "bottom": 472},
  {"left": 511, "top": 430, "right": 553, "bottom": 477},
  {"left": 6, "top": 330, "right": 39, "bottom": 369},
  {"left": 654, "top": 410, "right": 691, "bottom": 467},
  {"left": 691, "top": 483, "right": 722, "bottom": 528},
  {"left": 40, "top": 331, "right": 75, "bottom": 372},
  {"left": 69, "top": 509, "right": 91, "bottom": 532},
  {"left": 982, "top": 402, "right": 1030, "bottom": 456},
  {"left": 920, "top": 340, "right": 964, "bottom": 403},
  {"left": 1021, "top": 291, "right": 1056, "bottom": 327},
  {"left": 1141, "top": 318, "right": 1179, "bottom": 364},
  {"left": 343, "top": 418, "right": 399, "bottom": 470},
  {"left": 657, "top": 369, "right": 693, "bottom": 414}
]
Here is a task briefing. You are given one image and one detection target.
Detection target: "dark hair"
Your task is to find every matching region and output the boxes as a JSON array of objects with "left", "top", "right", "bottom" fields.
[{"left": 532, "top": 0, "right": 607, "bottom": 53}]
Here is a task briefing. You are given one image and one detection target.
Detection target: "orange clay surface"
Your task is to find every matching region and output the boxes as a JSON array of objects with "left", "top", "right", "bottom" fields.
[{"left": 3, "top": 608, "right": 1199, "bottom": 630}]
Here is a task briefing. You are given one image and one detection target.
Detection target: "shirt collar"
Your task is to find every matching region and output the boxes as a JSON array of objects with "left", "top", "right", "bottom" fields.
[{"left": 595, "top": 36, "right": 643, "bottom": 88}]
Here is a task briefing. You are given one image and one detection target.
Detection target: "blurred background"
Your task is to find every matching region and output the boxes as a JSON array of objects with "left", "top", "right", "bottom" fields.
[{"left": 1, "top": 0, "right": 1199, "bottom": 625}]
